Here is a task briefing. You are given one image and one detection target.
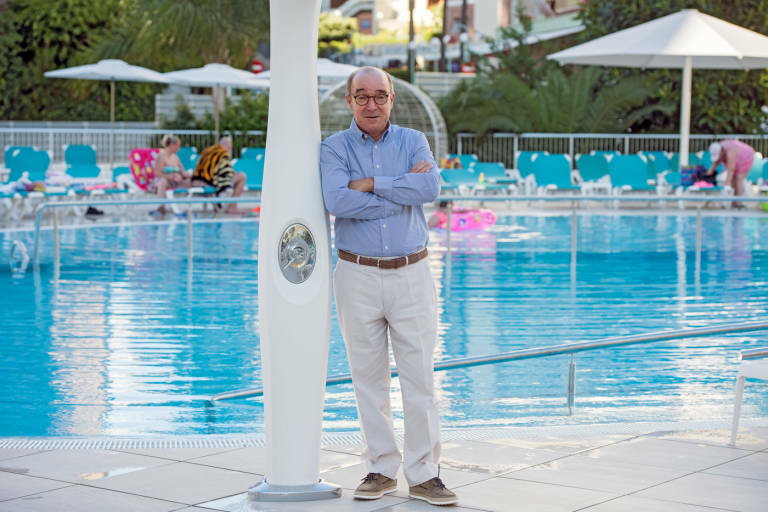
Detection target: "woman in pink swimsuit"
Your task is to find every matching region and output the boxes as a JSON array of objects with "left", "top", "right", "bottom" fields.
[{"left": 707, "top": 140, "right": 755, "bottom": 209}]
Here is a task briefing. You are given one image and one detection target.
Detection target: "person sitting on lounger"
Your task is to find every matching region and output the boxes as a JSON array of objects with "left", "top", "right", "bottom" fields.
[
  {"left": 151, "top": 134, "right": 192, "bottom": 214},
  {"left": 191, "top": 135, "right": 247, "bottom": 214}
]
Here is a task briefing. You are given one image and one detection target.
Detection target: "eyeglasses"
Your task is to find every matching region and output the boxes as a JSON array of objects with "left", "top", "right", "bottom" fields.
[{"left": 352, "top": 93, "right": 390, "bottom": 106}]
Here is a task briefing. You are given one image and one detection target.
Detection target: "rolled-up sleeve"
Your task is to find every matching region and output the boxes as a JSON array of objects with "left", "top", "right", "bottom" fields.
[{"left": 320, "top": 141, "right": 403, "bottom": 220}]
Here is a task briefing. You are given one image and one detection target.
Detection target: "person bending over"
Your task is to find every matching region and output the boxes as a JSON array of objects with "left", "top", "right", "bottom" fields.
[{"left": 707, "top": 140, "right": 756, "bottom": 209}]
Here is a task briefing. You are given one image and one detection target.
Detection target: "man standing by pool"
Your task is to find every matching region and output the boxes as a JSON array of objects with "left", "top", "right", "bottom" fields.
[{"left": 320, "top": 67, "right": 457, "bottom": 506}]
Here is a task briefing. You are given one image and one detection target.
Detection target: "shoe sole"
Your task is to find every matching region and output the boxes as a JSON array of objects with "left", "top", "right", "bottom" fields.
[
  {"left": 409, "top": 493, "right": 458, "bottom": 506},
  {"left": 354, "top": 488, "right": 397, "bottom": 500}
]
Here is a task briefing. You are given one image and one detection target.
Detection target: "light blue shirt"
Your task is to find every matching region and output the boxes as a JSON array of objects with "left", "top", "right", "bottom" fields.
[{"left": 320, "top": 121, "right": 440, "bottom": 258}]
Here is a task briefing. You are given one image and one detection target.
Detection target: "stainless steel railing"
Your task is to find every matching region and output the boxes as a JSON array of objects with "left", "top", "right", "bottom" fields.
[
  {"left": 210, "top": 321, "right": 768, "bottom": 414},
  {"left": 740, "top": 347, "right": 768, "bottom": 360},
  {"left": 32, "top": 196, "right": 261, "bottom": 266},
  {"left": 30, "top": 193, "right": 766, "bottom": 271}
]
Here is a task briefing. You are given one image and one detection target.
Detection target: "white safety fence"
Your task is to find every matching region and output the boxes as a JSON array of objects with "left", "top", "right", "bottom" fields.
[
  {"left": 453, "top": 132, "right": 768, "bottom": 168},
  {"left": 0, "top": 128, "right": 266, "bottom": 166}
]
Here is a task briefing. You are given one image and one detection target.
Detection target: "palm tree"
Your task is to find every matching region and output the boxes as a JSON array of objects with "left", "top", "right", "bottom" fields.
[
  {"left": 440, "top": 67, "right": 674, "bottom": 136},
  {"left": 84, "top": 0, "right": 270, "bottom": 70}
]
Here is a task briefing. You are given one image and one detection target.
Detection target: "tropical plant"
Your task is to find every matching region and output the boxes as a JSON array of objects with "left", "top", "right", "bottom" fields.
[
  {"left": 84, "top": 0, "right": 270, "bottom": 69},
  {"left": 440, "top": 67, "right": 673, "bottom": 136},
  {"left": 318, "top": 11, "right": 357, "bottom": 58},
  {"left": 161, "top": 91, "right": 269, "bottom": 136},
  {"left": 578, "top": 0, "right": 768, "bottom": 133},
  {"left": 0, "top": 0, "right": 157, "bottom": 121}
]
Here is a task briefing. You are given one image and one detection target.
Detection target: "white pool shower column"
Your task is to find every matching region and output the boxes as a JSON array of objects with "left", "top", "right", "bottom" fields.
[{"left": 248, "top": 0, "right": 340, "bottom": 502}]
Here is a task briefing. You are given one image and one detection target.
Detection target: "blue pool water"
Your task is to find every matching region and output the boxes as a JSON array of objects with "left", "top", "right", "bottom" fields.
[{"left": 1, "top": 213, "right": 767, "bottom": 437}]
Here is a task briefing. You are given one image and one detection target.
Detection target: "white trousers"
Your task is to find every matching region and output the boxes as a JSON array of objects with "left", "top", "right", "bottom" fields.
[{"left": 333, "top": 257, "right": 440, "bottom": 486}]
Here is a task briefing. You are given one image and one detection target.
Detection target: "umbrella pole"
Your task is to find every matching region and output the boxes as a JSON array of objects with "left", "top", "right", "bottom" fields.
[
  {"left": 110, "top": 80, "right": 115, "bottom": 171},
  {"left": 679, "top": 56, "right": 692, "bottom": 168},
  {"left": 214, "top": 86, "right": 220, "bottom": 141}
]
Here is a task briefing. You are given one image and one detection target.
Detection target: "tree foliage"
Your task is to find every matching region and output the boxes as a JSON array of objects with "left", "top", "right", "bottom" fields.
[
  {"left": 578, "top": 0, "right": 768, "bottom": 133},
  {"left": 440, "top": 67, "right": 671, "bottom": 135},
  {"left": 160, "top": 91, "right": 269, "bottom": 135},
  {"left": 318, "top": 11, "right": 357, "bottom": 58},
  {"left": 439, "top": 12, "right": 671, "bottom": 135},
  {"left": 0, "top": 0, "right": 158, "bottom": 121},
  {"left": 85, "top": 0, "right": 270, "bottom": 69}
]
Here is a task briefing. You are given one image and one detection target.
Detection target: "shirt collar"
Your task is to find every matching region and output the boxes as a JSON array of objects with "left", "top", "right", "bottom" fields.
[{"left": 350, "top": 119, "right": 392, "bottom": 144}]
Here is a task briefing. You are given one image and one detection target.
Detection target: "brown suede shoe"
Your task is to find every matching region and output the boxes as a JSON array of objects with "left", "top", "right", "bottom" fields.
[
  {"left": 353, "top": 472, "right": 397, "bottom": 500},
  {"left": 409, "top": 477, "right": 458, "bottom": 506}
]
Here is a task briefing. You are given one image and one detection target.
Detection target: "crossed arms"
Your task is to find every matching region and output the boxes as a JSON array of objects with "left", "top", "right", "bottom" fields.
[{"left": 320, "top": 137, "right": 440, "bottom": 220}]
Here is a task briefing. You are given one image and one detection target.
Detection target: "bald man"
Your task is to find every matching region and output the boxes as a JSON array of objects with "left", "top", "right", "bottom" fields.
[{"left": 320, "top": 67, "right": 456, "bottom": 506}]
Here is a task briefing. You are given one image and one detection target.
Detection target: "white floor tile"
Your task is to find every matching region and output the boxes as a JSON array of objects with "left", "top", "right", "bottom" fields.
[
  {"left": 87, "top": 461, "right": 259, "bottom": 505},
  {"left": 0, "top": 449, "right": 172, "bottom": 483},
  {"left": 0, "top": 484, "right": 182, "bottom": 512},
  {"left": 199, "top": 491, "right": 408, "bottom": 511},
  {"left": 371, "top": 500, "right": 490, "bottom": 511},
  {"left": 117, "top": 446, "right": 242, "bottom": 462},
  {"left": 0, "top": 471, "right": 70, "bottom": 501},
  {"left": 636, "top": 472, "right": 768, "bottom": 512},
  {"left": 0, "top": 449, "right": 48, "bottom": 462},
  {"left": 187, "top": 447, "right": 360, "bottom": 475},
  {"left": 485, "top": 433, "right": 636, "bottom": 454},
  {"left": 319, "top": 462, "right": 489, "bottom": 499},
  {"left": 654, "top": 428, "right": 768, "bottom": 451},
  {"left": 577, "top": 437, "right": 746, "bottom": 472},
  {"left": 445, "top": 475, "right": 616, "bottom": 512},
  {"left": 582, "top": 495, "right": 734, "bottom": 511},
  {"left": 503, "top": 454, "right": 688, "bottom": 493},
  {"left": 703, "top": 452, "right": 768, "bottom": 481},
  {"left": 439, "top": 440, "right": 571, "bottom": 474}
]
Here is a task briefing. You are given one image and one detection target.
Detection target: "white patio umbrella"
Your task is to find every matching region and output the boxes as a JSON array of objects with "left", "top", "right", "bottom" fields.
[
  {"left": 548, "top": 9, "right": 768, "bottom": 166},
  {"left": 256, "top": 58, "right": 359, "bottom": 80},
  {"left": 164, "top": 63, "right": 269, "bottom": 139},
  {"left": 45, "top": 59, "right": 171, "bottom": 170}
]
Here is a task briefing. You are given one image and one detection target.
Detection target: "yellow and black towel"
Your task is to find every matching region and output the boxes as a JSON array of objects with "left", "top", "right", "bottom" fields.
[{"left": 192, "top": 144, "right": 234, "bottom": 193}]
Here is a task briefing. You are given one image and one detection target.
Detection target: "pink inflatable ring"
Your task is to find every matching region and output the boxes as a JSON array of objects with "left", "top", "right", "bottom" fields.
[{"left": 433, "top": 208, "right": 497, "bottom": 231}]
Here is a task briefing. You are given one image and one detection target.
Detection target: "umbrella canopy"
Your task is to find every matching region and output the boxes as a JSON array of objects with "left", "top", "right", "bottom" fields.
[
  {"left": 256, "top": 58, "right": 359, "bottom": 80},
  {"left": 164, "top": 63, "right": 269, "bottom": 89},
  {"left": 164, "top": 63, "right": 269, "bottom": 138},
  {"left": 45, "top": 59, "right": 171, "bottom": 82},
  {"left": 45, "top": 59, "right": 170, "bottom": 169},
  {"left": 548, "top": 9, "right": 768, "bottom": 166}
]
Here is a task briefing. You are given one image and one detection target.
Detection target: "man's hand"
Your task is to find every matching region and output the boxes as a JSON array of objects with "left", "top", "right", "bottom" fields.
[
  {"left": 348, "top": 177, "right": 374, "bottom": 192},
  {"left": 410, "top": 161, "right": 432, "bottom": 174}
]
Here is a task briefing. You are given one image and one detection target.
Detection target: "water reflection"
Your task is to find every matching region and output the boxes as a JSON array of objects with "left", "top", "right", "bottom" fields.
[{"left": 0, "top": 214, "right": 766, "bottom": 436}]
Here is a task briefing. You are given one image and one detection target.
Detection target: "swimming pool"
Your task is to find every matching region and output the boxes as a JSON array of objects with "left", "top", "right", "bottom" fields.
[{"left": 1, "top": 213, "right": 767, "bottom": 436}]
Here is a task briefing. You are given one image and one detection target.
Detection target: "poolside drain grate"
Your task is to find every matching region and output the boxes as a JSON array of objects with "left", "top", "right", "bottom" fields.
[
  {"left": 0, "top": 433, "right": 367, "bottom": 451},
  {"left": 2, "top": 418, "right": 766, "bottom": 450}
]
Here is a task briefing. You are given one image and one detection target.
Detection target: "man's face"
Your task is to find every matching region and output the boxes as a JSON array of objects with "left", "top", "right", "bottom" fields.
[
  {"left": 221, "top": 138, "right": 232, "bottom": 154},
  {"left": 346, "top": 70, "right": 394, "bottom": 139}
]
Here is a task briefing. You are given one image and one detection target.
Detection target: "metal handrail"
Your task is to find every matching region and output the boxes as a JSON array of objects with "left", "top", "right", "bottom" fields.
[
  {"left": 740, "top": 347, "right": 768, "bottom": 360},
  {"left": 434, "top": 194, "right": 768, "bottom": 203},
  {"left": 28, "top": 191, "right": 766, "bottom": 276},
  {"left": 209, "top": 320, "right": 768, "bottom": 402},
  {"left": 32, "top": 196, "right": 261, "bottom": 264}
]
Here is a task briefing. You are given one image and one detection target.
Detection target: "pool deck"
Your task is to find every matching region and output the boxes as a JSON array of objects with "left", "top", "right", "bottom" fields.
[{"left": 1, "top": 423, "right": 766, "bottom": 511}]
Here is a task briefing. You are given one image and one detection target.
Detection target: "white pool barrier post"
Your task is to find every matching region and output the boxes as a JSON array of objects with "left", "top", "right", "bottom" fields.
[{"left": 248, "top": 0, "right": 340, "bottom": 502}]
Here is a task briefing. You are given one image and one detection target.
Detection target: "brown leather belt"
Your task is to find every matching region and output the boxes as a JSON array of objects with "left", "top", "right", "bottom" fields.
[{"left": 338, "top": 248, "right": 428, "bottom": 269}]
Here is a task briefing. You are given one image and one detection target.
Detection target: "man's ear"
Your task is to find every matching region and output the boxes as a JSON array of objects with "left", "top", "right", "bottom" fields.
[{"left": 346, "top": 95, "right": 353, "bottom": 111}]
